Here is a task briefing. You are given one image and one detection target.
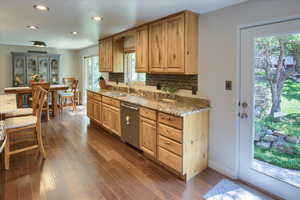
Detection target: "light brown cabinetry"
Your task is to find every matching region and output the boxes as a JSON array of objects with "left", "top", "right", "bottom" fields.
[
  {"left": 87, "top": 92, "right": 102, "bottom": 124},
  {"left": 110, "top": 106, "right": 121, "bottom": 136},
  {"left": 149, "top": 12, "right": 198, "bottom": 74},
  {"left": 140, "top": 117, "right": 157, "bottom": 157},
  {"left": 149, "top": 20, "right": 165, "bottom": 73},
  {"left": 99, "top": 38, "right": 113, "bottom": 72},
  {"left": 113, "top": 38, "right": 124, "bottom": 73},
  {"left": 136, "top": 25, "right": 149, "bottom": 72},
  {"left": 101, "top": 97, "right": 121, "bottom": 136}
]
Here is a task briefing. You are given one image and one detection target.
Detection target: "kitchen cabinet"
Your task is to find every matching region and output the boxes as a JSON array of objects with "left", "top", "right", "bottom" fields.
[
  {"left": 110, "top": 106, "right": 121, "bottom": 136},
  {"left": 101, "top": 103, "right": 111, "bottom": 130},
  {"left": 136, "top": 25, "right": 149, "bottom": 72},
  {"left": 149, "top": 11, "right": 198, "bottom": 74},
  {"left": 149, "top": 20, "right": 165, "bottom": 73},
  {"left": 87, "top": 99, "right": 93, "bottom": 119},
  {"left": 99, "top": 38, "right": 113, "bottom": 72},
  {"left": 113, "top": 38, "right": 124, "bottom": 73},
  {"left": 101, "top": 97, "right": 121, "bottom": 136},
  {"left": 87, "top": 90, "right": 209, "bottom": 182},
  {"left": 140, "top": 117, "right": 157, "bottom": 158},
  {"left": 87, "top": 92, "right": 102, "bottom": 124}
]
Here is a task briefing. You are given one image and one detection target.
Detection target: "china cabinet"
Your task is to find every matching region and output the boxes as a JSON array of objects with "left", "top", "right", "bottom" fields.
[{"left": 12, "top": 52, "right": 60, "bottom": 87}]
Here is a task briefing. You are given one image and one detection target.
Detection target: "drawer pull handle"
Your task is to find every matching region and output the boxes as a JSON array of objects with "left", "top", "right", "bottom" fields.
[{"left": 165, "top": 141, "right": 171, "bottom": 145}]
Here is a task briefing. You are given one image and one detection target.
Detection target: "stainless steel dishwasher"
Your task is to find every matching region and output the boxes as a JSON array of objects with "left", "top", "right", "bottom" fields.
[{"left": 121, "top": 102, "right": 140, "bottom": 149}]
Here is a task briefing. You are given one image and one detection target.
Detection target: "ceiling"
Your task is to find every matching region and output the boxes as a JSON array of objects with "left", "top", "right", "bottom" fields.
[{"left": 0, "top": 0, "right": 247, "bottom": 50}]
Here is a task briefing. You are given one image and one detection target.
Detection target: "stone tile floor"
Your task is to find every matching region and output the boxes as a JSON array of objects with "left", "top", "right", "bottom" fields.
[{"left": 253, "top": 159, "right": 300, "bottom": 188}]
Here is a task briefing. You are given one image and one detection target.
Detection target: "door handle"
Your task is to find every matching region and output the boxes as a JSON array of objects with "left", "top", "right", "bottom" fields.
[{"left": 239, "top": 102, "right": 248, "bottom": 119}]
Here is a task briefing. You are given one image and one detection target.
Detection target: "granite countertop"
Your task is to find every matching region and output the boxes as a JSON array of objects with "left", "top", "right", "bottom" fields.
[{"left": 88, "top": 89, "right": 210, "bottom": 117}]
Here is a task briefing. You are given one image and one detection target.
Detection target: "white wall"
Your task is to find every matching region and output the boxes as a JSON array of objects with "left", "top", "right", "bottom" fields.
[
  {"left": 198, "top": 0, "right": 300, "bottom": 177},
  {"left": 0, "top": 44, "right": 80, "bottom": 94}
]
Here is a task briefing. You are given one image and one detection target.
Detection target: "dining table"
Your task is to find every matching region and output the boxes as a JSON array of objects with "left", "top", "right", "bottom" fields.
[{"left": 4, "top": 84, "right": 69, "bottom": 117}]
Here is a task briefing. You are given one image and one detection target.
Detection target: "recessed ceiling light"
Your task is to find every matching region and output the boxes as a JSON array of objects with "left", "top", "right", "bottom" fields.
[
  {"left": 27, "top": 25, "right": 39, "bottom": 30},
  {"left": 91, "top": 16, "right": 103, "bottom": 22},
  {"left": 71, "top": 31, "right": 78, "bottom": 35},
  {"left": 33, "top": 5, "right": 49, "bottom": 11}
]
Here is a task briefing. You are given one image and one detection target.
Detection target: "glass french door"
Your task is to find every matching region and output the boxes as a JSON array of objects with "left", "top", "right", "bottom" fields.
[
  {"left": 239, "top": 19, "right": 300, "bottom": 199},
  {"left": 82, "top": 56, "right": 100, "bottom": 104}
]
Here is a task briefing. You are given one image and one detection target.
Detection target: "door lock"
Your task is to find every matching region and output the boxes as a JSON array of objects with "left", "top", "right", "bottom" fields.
[{"left": 239, "top": 102, "right": 248, "bottom": 119}]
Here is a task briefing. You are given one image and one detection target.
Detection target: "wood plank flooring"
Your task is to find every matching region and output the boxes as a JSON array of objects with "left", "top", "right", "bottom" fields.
[{"left": 0, "top": 107, "right": 250, "bottom": 200}]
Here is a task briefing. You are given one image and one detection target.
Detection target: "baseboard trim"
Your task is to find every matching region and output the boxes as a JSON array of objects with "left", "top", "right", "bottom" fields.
[{"left": 208, "top": 160, "right": 237, "bottom": 179}]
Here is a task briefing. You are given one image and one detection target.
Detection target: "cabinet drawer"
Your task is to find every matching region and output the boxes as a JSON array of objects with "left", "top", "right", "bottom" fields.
[
  {"left": 158, "top": 123, "right": 182, "bottom": 143},
  {"left": 111, "top": 98, "right": 120, "bottom": 108},
  {"left": 102, "top": 96, "right": 112, "bottom": 105},
  {"left": 94, "top": 94, "right": 102, "bottom": 102},
  {"left": 87, "top": 91, "right": 94, "bottom": 99},
  {"left": 158, "top": 147, "right": 182, "bottom": 173},
  {"left": 159, "top": 135, "right": 182, "bottom": 156},
  {"left": 158, "top": 112, "right": 182, "bottom": 129},
  {"left": 140, "top": 107, "right": 156, "bottom": 121}
]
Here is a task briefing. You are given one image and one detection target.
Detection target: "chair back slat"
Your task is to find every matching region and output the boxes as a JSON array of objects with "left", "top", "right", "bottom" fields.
[
  {"left": 71, "top": 80, "right": 79, "bottom": 95},
  {"left": 32, "top": 87, "right": 48, "bottom": 120}
]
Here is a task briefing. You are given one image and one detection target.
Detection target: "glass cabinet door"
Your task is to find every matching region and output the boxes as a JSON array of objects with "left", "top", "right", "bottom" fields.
[
  {"left": 38, "top": 56, "right": 50, "bottom": 82},
  {"left": 12, "top": 54, "right": 26, "bottom": 86},
  {"left": 50, "top": 56, "right": 60, "bottom": 84},
  {"left": 26, "top": 55, "right": 38, "bottom": 85}
]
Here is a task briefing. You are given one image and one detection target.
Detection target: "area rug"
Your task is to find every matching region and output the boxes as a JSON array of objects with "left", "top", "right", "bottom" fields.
[{"left": 203, "top": 179, "right": 273, "bottom": 200}]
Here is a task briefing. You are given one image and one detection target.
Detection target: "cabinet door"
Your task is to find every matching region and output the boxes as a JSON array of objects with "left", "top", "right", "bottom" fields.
[
  {"left": 110, "top": 106, "right": 121, "bottom": 136},
  {"left": 136, "top": 25, "right": 149, "bottom": 72},
  {"left": 140, "top": 117, "right": 157, "bottom": 157},
  {"left": 113, "top": 38, "right": 124, "bottom": 73},
  {"left": 12, "top": 54, "right": 26, "bottom": 86},
  {"left": 99, "top": 41, "right": 106, "bottom": 72},
  {"left": 38, "top": 56, "right": 50, "bottom": 82},
  {"left": 149, "top": 20, "right": 165, "bottom": 73},
  {"left": 93, "top": 101, "right": 102, "bottom": 124},
  {"left": 105, "top": 38, "right": 113, "bottom": 72},
  {"left": 87, "top": 100, "right": 94, "bottom": 119},
  {"left": 101, "top": 103, "right": 111, "bottom": 130},
  {"left": 165, "top": 14, "right": 185, "bottom": 73}
]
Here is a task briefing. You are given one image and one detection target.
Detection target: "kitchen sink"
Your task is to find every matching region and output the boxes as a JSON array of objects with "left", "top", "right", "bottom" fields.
[{"left": 106, "top": 91, "right": 127, "bottom": 97}]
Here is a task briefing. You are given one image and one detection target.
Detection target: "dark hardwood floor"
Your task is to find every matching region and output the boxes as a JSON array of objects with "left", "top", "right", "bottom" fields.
[{"left": 0, "top": 107, "right": 231, "bottom": 200}]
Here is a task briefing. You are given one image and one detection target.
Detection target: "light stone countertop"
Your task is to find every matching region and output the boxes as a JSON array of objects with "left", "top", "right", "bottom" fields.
[{"left": 88, "top": 89, "right": 210, "bottom": 117}]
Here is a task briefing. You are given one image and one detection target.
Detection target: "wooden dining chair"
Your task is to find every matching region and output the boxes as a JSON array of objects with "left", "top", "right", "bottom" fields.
[
  {"left": 58, "top": 80, "right": 79, "bottom": 112},
  {"left": 4, "top": 86, "right": 48, "bottom": 170},
  {"left": 31, "top": 82, "right": 51, "bottom": 121}
]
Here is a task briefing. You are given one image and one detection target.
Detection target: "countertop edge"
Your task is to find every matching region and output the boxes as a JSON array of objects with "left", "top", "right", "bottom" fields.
[{"left": 87, "top": 89, "right": 210, "bottom": 117}]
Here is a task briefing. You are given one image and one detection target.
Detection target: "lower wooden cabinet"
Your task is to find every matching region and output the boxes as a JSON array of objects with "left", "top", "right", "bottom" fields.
[
  {"left": 87, "top": 95, "right": 101, "bottom": 124},
  {"left": 101, "top": 103, "right": 121, "bottom": 136},
  {"left": 140, "top": 117, "right": 157, "bottom": 157},
  {"left": 93, "top": 101, "right": 102, "bottom": 124},
  {"left": 87, "top": 99, "right": 93, "bottom": 119},
  {"left": 101, "top": 103, "right": 111, "bottom": 130},
  {"left": 110, "top": 106, "right": 121, "bottom": 136}
]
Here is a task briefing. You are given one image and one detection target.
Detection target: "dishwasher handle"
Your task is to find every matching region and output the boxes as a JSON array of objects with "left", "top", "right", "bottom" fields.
[{"left": 121, "top": 103, "right": 139, "bottom": 111}]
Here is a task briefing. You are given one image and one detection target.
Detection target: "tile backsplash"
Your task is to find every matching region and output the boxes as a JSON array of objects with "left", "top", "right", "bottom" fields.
[{"left": 108, "top": 72, "right": 198, "bottom": 91}]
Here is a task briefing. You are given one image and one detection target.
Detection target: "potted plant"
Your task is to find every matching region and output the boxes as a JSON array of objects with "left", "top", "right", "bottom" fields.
[{"left": 30, "top": 74, "right": 44, "bottom": 85}]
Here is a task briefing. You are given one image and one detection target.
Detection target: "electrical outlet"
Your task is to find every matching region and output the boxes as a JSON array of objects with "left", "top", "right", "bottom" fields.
[{"left": 225, "top": 80, "right": 232, "bottom": 91}]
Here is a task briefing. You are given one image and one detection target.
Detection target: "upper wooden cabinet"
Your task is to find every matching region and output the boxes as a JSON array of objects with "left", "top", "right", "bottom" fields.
[
  {"left": 149, "top": 12, "right": 198, "bottom": 74},
  {"left": 149, "top": 21, "right": 165, "bottom": 73},
  {"left": 99, "top": 10, "right": 199, "bottom": 74},
  {"left": 136, "top": 25, "right": 149, "bottom": 72},
  {"left": 99, "top": 38, "right": 113, "bottom": 72}
]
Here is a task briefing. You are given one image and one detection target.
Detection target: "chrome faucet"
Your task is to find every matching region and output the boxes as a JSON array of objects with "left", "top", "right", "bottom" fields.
[{"left": 125, "top": 81, "right": 131, "bottom": 93}]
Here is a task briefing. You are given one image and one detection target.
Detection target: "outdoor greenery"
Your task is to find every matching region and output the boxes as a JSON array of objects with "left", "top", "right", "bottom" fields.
[
  {"left": 255, "top": 146, "right": 300, "bottom": 170},
  {"left": 254, "top": 34, "right": 300, "bottom": 170}
]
